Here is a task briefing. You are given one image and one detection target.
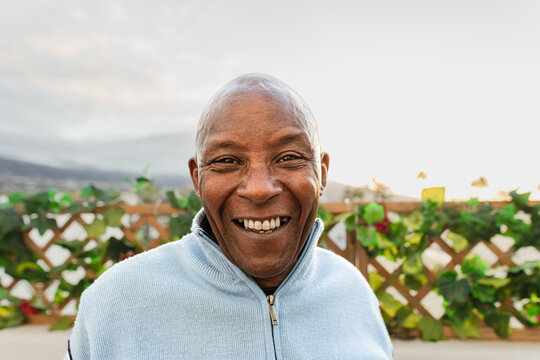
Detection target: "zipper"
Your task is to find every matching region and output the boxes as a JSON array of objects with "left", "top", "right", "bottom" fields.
[
  {"left": 267, "top": 295, "right": 278, "bottom": 326},
  {"left": 267, "top": 294, "right": 279, "bottom": 360}
]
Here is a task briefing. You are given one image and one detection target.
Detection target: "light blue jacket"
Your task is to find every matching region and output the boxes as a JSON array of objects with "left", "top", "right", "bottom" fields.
[{"left": 66, "top": 211, "right": 393, "bottom": 359}]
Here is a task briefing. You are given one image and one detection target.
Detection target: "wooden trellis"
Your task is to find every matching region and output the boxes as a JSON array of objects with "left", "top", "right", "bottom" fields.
[
  {"left": 2, "top": 204, "right": 184, "bottom": 324},
  {"left": 321, "top": 201, "right": 540, "bottom": 341},
  {"left": 3, "top": 201, "right": 540, "bottom": 341}
]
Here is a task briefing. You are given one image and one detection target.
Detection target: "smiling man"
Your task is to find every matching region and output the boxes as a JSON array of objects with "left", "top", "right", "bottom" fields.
[{"left": 65, "top": 74, "right": 393, "bottom": 359}]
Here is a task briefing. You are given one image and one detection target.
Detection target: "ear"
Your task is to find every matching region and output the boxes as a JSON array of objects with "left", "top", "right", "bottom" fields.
[
  {"left": 319, "top": 152, "right": 329, "bottom": 196},
  {"left": 188, "top": 157, "right": 200, "bottom": 197}
]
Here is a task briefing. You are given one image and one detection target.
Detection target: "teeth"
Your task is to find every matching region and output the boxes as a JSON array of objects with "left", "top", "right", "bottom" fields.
[{"left": 240, "top": 216, "right": 284, "bottom": 232}]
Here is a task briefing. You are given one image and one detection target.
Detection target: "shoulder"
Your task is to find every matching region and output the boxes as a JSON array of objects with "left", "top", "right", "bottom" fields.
[
  {"left": 80, "top": 233, "right": 199, "bottom": 306},
  {"left": 311, "top": 247, "right": 376, "bottom": 300},
  {"left": 313, "top": 247, "right": 365, "bottom": 280}
]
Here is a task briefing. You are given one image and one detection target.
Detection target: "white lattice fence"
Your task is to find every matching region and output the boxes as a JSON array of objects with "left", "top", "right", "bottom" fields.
[
  {"left": 321, "top": 201, "right": 540, "bottom": 341},
  {"left": 1, "top": 204, "right": 183, "bottom": 323}
]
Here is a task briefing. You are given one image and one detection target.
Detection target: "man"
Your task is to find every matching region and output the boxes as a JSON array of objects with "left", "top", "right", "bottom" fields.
[{"left": 66, "top": 74, "right": 393, "bottom": 359}]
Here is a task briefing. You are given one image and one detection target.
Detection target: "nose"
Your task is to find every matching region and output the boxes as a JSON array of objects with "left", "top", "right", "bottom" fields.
[{"left": 236, "top": 164, "right": 282, "bottom": 203}]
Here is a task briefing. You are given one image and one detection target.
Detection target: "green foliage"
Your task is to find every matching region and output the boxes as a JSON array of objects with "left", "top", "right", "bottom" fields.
[
  {"left": 363, "top": 202, "right": 385, "bottom": 224},
  {"left": 337, "top": 192, "right": 540, "bottom": 340},
  {"left": 1, "top": 185, "right": 539, "bottom": 341},
  {"left": 449, "top": 316, "right": 481, "bottom": 339},
  {"left": 0, "top": 306, "right": 25, "bottom": 330},
  {"left": 418, "top": 315, "right": 445, "bottom": 341},
  {"left": 376, "top": 290, "right": 403, "bottom": 318},
  {"left": 396, "top": 306, "right": 420, "bottom": 329},
  {"left": 0, "top": 182, "right": 202, "bottom": 331},
  {"left": 49, "top": 316, "right": 74, "bottom": 331},
  {"left": 402, "top": 253, "right": 424, "bottom": 275},
  {"left": 166, "top": 190, "right": 202, "bottom": 240}
]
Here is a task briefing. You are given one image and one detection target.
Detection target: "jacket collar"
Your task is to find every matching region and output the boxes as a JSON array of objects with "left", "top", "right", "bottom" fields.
[{"left": 190, "top": 208, "right": 324, "bottom": 296}]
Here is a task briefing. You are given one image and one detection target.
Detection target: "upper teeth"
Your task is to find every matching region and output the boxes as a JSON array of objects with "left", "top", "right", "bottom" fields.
[{"left": 241, "top": 217, "right": 281, "bottom": 231}]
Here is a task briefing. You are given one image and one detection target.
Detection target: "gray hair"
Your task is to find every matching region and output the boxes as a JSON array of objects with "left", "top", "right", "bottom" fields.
[{"left": 195, "top": 73, "right": 321, "bottom": 161}]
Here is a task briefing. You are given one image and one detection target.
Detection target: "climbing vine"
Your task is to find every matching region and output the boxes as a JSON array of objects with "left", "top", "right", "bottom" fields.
[
  {"left": 1, "top": 183, "right": 539, "bottom": 341},
  {"left": 340, "top": 190, "right": 539, "bottom": 340}
]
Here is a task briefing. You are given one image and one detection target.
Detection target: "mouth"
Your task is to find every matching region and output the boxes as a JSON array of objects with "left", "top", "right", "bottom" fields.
[{"left": 232, "top": 216, "right": 291, "bottom": 234}]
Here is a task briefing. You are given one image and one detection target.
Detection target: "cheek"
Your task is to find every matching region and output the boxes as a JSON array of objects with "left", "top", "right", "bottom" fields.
[{"left": 198, "top": 173, "right": 236, "bottom": 217}]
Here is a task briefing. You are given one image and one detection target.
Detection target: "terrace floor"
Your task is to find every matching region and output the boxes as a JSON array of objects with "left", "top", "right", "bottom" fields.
[{"left": 1, "top": 325, "right": 540, "bottom": 359}]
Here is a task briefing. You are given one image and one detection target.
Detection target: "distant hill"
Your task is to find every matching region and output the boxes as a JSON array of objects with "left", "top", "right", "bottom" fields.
[
  {"left": 0, "top": 131, "right": 196, "bottom": 176},
  {"left": 321, "top": 181, "right": 418, "bottom": 203},
  {"left": 0, "top": 155, "right": 191, "bottom": 193}
]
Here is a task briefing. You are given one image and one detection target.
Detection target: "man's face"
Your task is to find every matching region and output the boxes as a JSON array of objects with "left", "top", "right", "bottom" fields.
[{"left": 189, "top": 95, "right": 328, "bottom": 288}]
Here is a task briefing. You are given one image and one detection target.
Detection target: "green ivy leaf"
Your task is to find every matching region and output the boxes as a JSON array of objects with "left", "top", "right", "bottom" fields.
[
  {"left": 104, "top": 237, "right": 138, "bottom": 261},
  {"left": 8, "top": 191, "right": 25, "bottom": 205},
  {"left": 15, "top": 262, "right": 49, "bottom": 282},
  {"left": 396, "top": 306, "right": 421, "bottom": 329},
  {"left": 344, "top": 214, "right": 356, "bottom": 231},
  {"left": 484, "top": 310, "right": 512, "bottom": 338},
  {"left": 405, "top": 233, "right": 423, "bottom": 245},
  {"left": 28, "top": 216, "right": 57, "bottom": 236},
  {"left": 60, "top": 193, "right": 74, "bottom": 206},
  {"left": 169, "top": 213, "right": 194, "bottom": 241},
  {"left": 461, "top": 255, "right": 487, "bottom": 279},
  {"left": 376, "top": 290, "right": 403, "bottom": 318},
  {"left": 375, "top": 232, "right": 394, "bottom": 249},
  {"left": 447, "top": 302, "right": 474, "bottom": 324},
  {"left": 49, "top": 316, "right": 74, "bottom": 331},
  {"left": 450, "top": 316, "right": 481, "bottom": 339},
  {"left": 369, "top": 272, "right": 385, "bottom": 291},
  {"left": 0, "top": 288, "right": 9, "bottom": 299},
  {"left": 403, "top": 211, "right": 424, "bottom": 231},
  {"left": 477, "top": 277, "right": 510, "bottom": 289},
  {"left": 446, "top": 231, "right": 469, "bottom": 252},
  {"left": 86, "top": 218, "right": 107, "bottom": 238},
  {"left": 356, "top": 226, "right": 377, "bottom": 247},
  {"left": 403, "top": 253, "right": 424, "bottom": 275},
  {"left": 55, "top": 240, "right": 86, "bottom": 255},
  {"left": 103, "top": 207, "right": 124, "bottom": 227},
  {"left": 437, "top": 270, "right": 470, "bottom": 303},
  {"left": 363, "top": 202, "right": 385, "bottom": 225},
  {"left": 521, "top": 302, "right": 540, "bottom": 326},
  {"left": 418, "top": 315, "right": 445, "bottom": 341},
  {"left": 470, "top": 283, "right": 496, "bottom": 302},
  {"left": 0, "top": 306, "right": 25, "bottom": 330},
  {"left": 403, "top": 273, "right": 428, "bottom": 291},
  {"left": 187, "top": 191, "right": 202, "bottom": 211},
  {"left": 165, "top": 190, "right": 181, "bottom": 210},
  {"left": 467, "top": 198, "right": 480, "bottom": 208},
  {"left": 510, "top": 191, "right": 530, "bottom": 208}
]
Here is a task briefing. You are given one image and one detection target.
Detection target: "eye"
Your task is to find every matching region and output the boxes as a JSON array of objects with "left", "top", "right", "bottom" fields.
[
  {"left": 209, "top": 157, "right": 241, "bottom": 172},
  {"left": 214, "top": 157, "right": 239, "bottom": 164},
  {"left": 279, "top": 154, "right": 301, "bottom": 162}
]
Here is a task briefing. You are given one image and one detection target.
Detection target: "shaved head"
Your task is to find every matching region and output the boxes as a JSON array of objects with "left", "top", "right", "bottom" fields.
[{"left": 195, "top": 73, "right": 321, "bottom": 168}]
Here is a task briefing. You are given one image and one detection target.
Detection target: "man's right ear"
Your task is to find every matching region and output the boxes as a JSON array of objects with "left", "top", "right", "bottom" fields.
[{"left": 188, "top": 157, "right": 200, "bottom": 197}]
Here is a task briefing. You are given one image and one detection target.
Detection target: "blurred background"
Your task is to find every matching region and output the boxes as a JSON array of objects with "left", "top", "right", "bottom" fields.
[
  {"left": 2, "top": 2, "right": 540, "bottom": 359},
  {"left": 1, "top": 0, "right": 539, "bottom": 198}
]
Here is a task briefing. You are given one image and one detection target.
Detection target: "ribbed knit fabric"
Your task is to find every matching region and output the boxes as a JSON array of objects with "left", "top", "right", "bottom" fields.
[{"left": 65, "top": 210, "right": 393, "bottom": 359}]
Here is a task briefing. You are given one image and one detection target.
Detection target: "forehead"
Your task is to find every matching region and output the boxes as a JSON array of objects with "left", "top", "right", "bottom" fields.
[{"left": 202, "top": 95, "right": 313, "bottom": 151}]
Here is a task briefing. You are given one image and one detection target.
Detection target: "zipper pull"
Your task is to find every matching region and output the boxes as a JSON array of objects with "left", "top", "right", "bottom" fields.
[{"left": 267, "top": 295, "right": 279, "bottom": 326}]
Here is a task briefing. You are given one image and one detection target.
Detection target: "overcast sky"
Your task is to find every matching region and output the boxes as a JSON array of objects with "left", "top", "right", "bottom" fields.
[{"left": 1, "top": 0, "right": 539, "bottom": 199}]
